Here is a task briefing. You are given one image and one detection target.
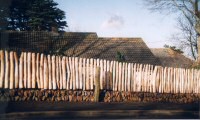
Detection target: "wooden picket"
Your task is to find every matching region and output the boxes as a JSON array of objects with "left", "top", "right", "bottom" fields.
[{"left": 0, "top": 50, "right": 200, "bottom": 94}]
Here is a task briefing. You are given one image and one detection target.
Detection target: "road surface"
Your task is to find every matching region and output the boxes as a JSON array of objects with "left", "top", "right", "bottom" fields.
[{"left": 0, "top": 102, "right": 199, "bottom": 119}]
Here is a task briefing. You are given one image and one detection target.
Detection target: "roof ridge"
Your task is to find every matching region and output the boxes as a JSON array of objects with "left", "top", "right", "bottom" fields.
[
  {"left": 64, "top": 32, "right": 97, "bottom": 34},
  {"left": 99, "top": 37, "right": 142, "bottom": 39}
]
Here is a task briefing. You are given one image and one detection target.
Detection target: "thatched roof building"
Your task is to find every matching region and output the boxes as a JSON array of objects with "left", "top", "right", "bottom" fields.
[
  {"left": 0, "top": 31, "right": 161, "bottom": 65},
  {"left": 151, "top": 48, "right": 194, "bottom": 68},
  {"left": 64, "top": 37, "right": 160, "bottom": 65},
  {"left": 1, "top": 31, "right": 194, "bottom": 67}
]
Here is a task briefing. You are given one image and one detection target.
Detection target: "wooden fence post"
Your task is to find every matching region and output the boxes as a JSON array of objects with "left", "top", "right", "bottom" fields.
[
  {"left": 52, "top": 55, "right": 56, "bottom": 89},
  {"left": 66, "top": 57, "right": 70, "bottom": 90},
  {"left": 62, "top": 57, "right": 66, "bottom": 89},
  {"left": 36, "top": 53, "right": 40, "bottom": 88},
  {"left": 94, "top": 67, "right": 100, "bottom": 102},
  {"left": 40, "top": 54, "right": 44, "bottom": 89},
  {"left": 59, "top": 56, "right": 63, "bottom": 89},
  {"left": 69, "top": 57, "right": 73, "bottom": 90},
  {"left": 5, "top": 50, "right": 9, "bottom": 89},
  {"left": 27, "top": 52, "right": 31, "bottom": 88},
  {"left": 0, "top": 50, "right": 4, "bottom": 88},
  {"left": 56, "top": 56, "right": 60, "bottom": 89},
  {"left": 48, "top": 55, "right": 52, "bottom": 89},
  {"left": 100, "top": 59, "right": 103, "bottom": 90},
  {"left": 19, "top": 53, "right": 24, "bottom": 88},
  {"left": 23, "top": 52, "right": 27, "bottom": 88},
  {"left": 79, "top": 58, "right": 83, "bottom": 90},
  {"left": 2, "top": 49, "right": 200, "bottom": 92},
  {"left": 82, "top": 58, "right": 86, "bottom": 90},
  {"left": 14, "top": 52, "right": 19, "bottom": 88},
  {"left": 9, "top": 51, "right": 14, "bottom": 89},
  {"left": 44, "top": 56, "right": 48, "bottom": 89},
  {"left": 90, "top": 58, "right": 94, "bottom": 90},
  {"left": 31, "top": 53, "right": 36, "bottom": 88},
  {"left": 86, "top": 58, "right": 90, "bottom": 90}
]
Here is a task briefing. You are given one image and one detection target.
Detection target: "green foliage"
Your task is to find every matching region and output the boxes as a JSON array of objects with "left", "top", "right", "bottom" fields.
[
  {"left": 116, "top": 51, "right": 125, "bottom": 62},
  {"left": 164, "top": 44, "right": 184, "bottom": 54},
  {"left": 191, "top": 64, "right": 200, "bottom": 69},
  {"left": 193, "top": 65, "right": 200, "bottom": 69},
  {"left": 0, "top": 0, "right": 11, "bottom": 30},
  {"left": 7, "top": 0, "right": 67, "bottom": 31}
]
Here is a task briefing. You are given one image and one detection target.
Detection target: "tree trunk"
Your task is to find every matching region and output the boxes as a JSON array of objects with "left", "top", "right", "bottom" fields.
[
  {"left": 197, "top": 35, "right": 200, "bottom": 63},
  {"left": 195, "top": 1, "right": 200, "bottom": 62}
]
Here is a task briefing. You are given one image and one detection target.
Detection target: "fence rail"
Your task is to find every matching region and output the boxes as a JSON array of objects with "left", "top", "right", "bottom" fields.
[{"left": 0, "top": 50, "right": 200, "bottom": 93}]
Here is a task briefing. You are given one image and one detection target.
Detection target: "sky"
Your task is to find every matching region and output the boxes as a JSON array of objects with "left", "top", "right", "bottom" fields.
[{"left": 54, "top": 0, "right": 179, "bottom": 48}]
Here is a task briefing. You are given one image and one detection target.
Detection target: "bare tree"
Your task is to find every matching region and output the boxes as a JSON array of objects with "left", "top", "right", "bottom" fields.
[
  {"left": 145, "top": 0, "right": 200, "bottom": 61},
  {"left": 171, "top": 16, "right": 197, "bottom": 60}
]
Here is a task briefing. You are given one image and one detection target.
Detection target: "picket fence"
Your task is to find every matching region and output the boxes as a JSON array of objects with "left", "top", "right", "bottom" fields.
[{"left": 0, "top": 50, "right": 200, "bottom": 93}]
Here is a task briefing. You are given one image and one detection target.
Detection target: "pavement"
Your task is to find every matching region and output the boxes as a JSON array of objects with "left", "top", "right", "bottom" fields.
[{"left": 0, "top": 102, "right": 199, "bottom": 119}]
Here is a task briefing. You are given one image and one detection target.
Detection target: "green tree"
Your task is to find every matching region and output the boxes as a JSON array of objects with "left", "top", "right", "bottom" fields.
[
  {"left": 164, "top": 44, "right": 184, "bottom": 54},
  {"left": 116, "top": 51, "right": 125, "bottom": 62},
  {"left": 0, "top": 0, "right": 12, "bottom": 30},
  {"left": 7, "top": 0, "right": 67, "bottom": 31}
]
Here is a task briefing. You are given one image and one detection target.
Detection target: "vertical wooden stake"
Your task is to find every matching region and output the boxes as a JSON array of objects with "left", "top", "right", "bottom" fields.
[
  {"left": 131, "top": 63, "right": 134, "bottom": 92},
  {"left": 90, "top": 58, "right": 94, "bottom": 90},
  {"left": 9, "top": 51, "right": 14, "bottom": 89},
  {"left": 23, "top": 52, "right": 27, "bottom": 88},
  {"left": 66, "top": 57, "right": 70, "bottom": 90},
  {"left": 31, "top": 53, "right": 36, "bottom": 88},
  {"left": 112, "top": 61, "right": 116, "bottom": 91},
  {"left": 127, "top": 63, "right": 131, "bottom": 91},
  {"left": 79, "top": 58, "right": 83, "bottom": 90},
  {"left": 172, "top": 68, "right": 175, "bottom": 93},
  {"left": 82, "top": 58, "right": 86, "bottom": 90},
  {"left": 59, "top": 56, "right": 63, "bottom": 89},
  {"left": 75, "top": 57, "right": 79, "bottom": 89},
  {"left": 118, "top": 62, "right": 122, "bottom": 91},
  {"left": 115, "top": 61, "right": 119, "bottom": 91},
  {"left": 52, "top": 55, "right": 56, "bottom": 89},
  {"left": 121, "top": 62, "right": 125, "bottom": 91},
  {"left": 56, "top": 56, "right": 60, "bottom": 89},
  {"left": 106, "top": 60, "right": 110, "bottom": 90},
  {"left": 94, "top": 59, "right": 97, "bottom": 90},
  {"left": 19, "top": 53, "right": 24, "bottom": 88},
  {"left": 27, "top": 52, "right": 32, "bottom": 88},
  {"left": 86, "top": 58, "right": 90, "bottom": 90},
  {"left": 133, "top": 64, "right": 137, "bottom": 92},
  {"left": 138, "top": 64, "right": 143, "bottom": 92},
  {"left": 100, "top": 60, "right": 103, "bottom": 90},
  {"left": 5, "top": 50, "right": 9, "bottom": 89},
  {"left": 72, "top": 57, "right": 76, "bottom": 90},
  {"left": 124, "top": 63, "right": 128, "bottom": 91},
  {"left": 44, "top": 56, "right": 48, "bottom": 89},
  {"left": 47, "top": 55, "right": 52, "bottom": 89},
  {"left": 0, "top": 50, "right": 4, "bottom": 88},
  {"left": 94, "top": 67, "right": 100, "bottom": 102},
  {"left": 40, "top": 54, "right": 44, "bottom": 89},
  {"left": 152, "top": 66, "right": 157, "bottom": 93},
  {"left": 69, "top": 57, "right": 73, "bottom": 90},
  {"left": 103, "top": 60, "right": 107, "bottom": 89},
  {"left": 36, "top": 53, "right": 40, "bottom": 88},
  {"left": 62, "top": 57, "right": 66, "bottom": 89}
]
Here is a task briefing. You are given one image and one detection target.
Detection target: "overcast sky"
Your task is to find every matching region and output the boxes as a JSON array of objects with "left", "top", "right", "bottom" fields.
[{"left": 55, "top": 0, "right": 179, "bottom": 48}]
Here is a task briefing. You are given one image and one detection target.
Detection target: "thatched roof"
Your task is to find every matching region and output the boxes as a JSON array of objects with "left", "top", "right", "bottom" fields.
[
  {"left": 0, "top": 31, "right": 98, "bottom": 53},
  {"left": 64, "top": 37, "right": 161, "bottom": 65},
  {"left": 1, "top": 31, "right": 160, "bottom": 65},
  {"left": 151, "top": 48, "right": 194, "bottom": 68}
]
